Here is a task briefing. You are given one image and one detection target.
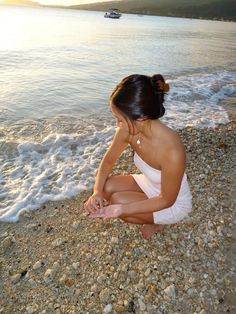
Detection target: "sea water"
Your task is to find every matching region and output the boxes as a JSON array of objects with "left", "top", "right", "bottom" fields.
[{"left": 0, "top": 5, "right": 236, "bottom": 222}]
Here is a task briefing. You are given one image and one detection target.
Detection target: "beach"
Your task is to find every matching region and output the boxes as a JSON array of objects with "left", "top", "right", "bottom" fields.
[
  {"left": 0, "top": 5, "right": 236, "bottom": 313},
  {"left": 0, "top": 97, "right": 235, "bottom": 314}
]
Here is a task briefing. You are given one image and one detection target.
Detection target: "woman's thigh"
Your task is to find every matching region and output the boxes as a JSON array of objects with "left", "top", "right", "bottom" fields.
[{"left": 103, "top": 174, "right": 143, "bottom": 197}]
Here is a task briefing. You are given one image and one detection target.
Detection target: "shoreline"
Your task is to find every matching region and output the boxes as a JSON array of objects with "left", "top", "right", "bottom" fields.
[
  {"left": 1, "top": 3, "right": 235, "bottom": 23},
  {"left": 0, "top": 97, "right": 235, "bottom": 313}
]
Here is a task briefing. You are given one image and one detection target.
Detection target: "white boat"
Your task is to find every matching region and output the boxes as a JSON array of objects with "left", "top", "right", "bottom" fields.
[{"left": 104, "top": 9, "right": 122, "bottom": 19}]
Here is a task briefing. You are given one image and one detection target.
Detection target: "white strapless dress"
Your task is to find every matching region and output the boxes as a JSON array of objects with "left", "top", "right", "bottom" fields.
[{"left": 131, "top": 152, "right": 192, "bottom": 224}]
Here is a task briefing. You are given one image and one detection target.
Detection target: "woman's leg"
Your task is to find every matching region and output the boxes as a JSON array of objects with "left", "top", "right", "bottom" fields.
[
  {"left": 103, "top": 175, "right": 144, "bottom": 201},
  {"left": 110, "top": 190, "right": 165, "bottom": 239}
]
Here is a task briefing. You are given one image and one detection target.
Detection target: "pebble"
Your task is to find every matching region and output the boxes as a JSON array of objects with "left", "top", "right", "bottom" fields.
[
  {"left": 97, "top": 274, "right": 107, "bottom": 284},
  {"left": 144, "top": 268, "right": 151, "bottom": 277},
  {"left": 111, "top": 237, "right": 119, "bottom": 244},
  {"left": 138, "top": 298, "right": 146, "bottom": 310},
  {"left": 33, "top": 261, "right": 43, "bottom": 270},
  {"left": 59, "top": 274, "right": 67, "bottom": 284},
  {"left": 54, "top": 238, "right": 62, "bottom": 247},
  {"left": 113, "top": 304, "right": 124, "bottom": 313},
  {"left": 44, "top": 269, "right": 55, "bottom": 283},
  {"left": 26, "top": 223, "right": 40, "bottom": 231},
  {"left": 164, "top": 284, "right": 176, "bottom": 298},
  {"left": 171, "top": 233, "right": 178, "bottom": 240},
  {"left": 10, "top": 273, "right": 21, "bottom": 285},
  {"left": 157, "top": 256, "right": 164, "bottom": 261},
  {"left": 28, "top": 279, "right": 36, "bottom": 287},
  {"left": 52, "top": 261, "right": 60, "bottom": 270},
  {"left": 72, "top": 222, "right": 80, "bottom": 229},
  {"left": 2, "top": 236, "right": 15, "bottom": 252},
  {"left": 26, "top": 304, "right": 39, "bottom": 314},
  {"left": 103, "top": 304, "right": 112, "bottom": 313},
  {"left": 99, "top": 288, "right": 111, "bottom": 303},
  {"left": 91, "top": 284, "right": 98, "bottom": 292},
  {"left": 72, "top": 262, "right": 80, "bottom": 270}
]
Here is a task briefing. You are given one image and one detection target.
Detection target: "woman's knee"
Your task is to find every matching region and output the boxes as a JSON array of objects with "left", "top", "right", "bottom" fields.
[
  {"left": 110, "top": 191, "right": 124, "bottom": 204},
  {"left": 103, "top": 176, "right": 116, "bottom": 197}
]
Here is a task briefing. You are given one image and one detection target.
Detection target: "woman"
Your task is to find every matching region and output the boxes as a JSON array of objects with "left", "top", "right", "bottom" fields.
[{"left": 84, "top": 74, "right": 192, "bottom": 239}]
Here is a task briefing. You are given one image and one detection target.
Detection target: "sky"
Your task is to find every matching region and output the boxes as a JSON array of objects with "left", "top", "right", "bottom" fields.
[{"left": 38, "top": 0, "right": 115, "bottom": 5}]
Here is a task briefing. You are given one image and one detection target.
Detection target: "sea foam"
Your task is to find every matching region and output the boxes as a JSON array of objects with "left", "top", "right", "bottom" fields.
[
  {"left": 0, "top": 125, "right": 115, "bottom": 222},
  {"left": 1, "top": 70, "right": 236, "bottom": 222}
]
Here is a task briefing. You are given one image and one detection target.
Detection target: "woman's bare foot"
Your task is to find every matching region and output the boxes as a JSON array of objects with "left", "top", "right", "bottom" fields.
[{"left": 140, "top": 224, "right": 165, "bottom": 240}]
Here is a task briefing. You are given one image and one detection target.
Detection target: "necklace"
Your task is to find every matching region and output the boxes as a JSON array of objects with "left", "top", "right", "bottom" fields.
[
  {"left": 136, "top": 133, "right": 141, "bottom": 146},
  {"left": 136, "top": 122, "right": 144, "bottom": 148}
]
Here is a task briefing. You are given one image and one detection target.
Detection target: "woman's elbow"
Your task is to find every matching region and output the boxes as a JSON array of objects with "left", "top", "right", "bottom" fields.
[{"left": 162, "top": 197, "right": 176, "bottom": 208}]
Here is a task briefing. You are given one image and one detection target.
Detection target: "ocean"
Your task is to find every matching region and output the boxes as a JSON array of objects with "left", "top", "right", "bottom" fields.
[{"left": 0, "top": 5, "right": 236, "bottom": 222}]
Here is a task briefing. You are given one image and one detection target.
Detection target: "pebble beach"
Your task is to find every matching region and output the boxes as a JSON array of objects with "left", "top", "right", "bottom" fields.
[{"left": 0, "top": 98, "right": 235, "bottom": 314}]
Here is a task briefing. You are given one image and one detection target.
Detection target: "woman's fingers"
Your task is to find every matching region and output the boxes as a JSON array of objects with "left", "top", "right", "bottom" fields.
[
  {"left": 91, "top": 198, "right": 99, "bottom": 209},
  {"left": 99, "top": 199, "right": 104, "bottom": 209},
  {"left": 89, "top": 207, "right": 105, "bottom": 218}
]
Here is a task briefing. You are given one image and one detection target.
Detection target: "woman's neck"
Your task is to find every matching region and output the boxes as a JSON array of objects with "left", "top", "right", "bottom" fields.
[{"left": 135, "top": 119, "right": 162, "bottom": 139}]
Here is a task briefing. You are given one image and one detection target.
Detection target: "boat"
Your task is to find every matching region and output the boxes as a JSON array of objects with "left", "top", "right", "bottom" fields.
[{"left": 104, "top": 9, "right": 122, "bottom": 19}]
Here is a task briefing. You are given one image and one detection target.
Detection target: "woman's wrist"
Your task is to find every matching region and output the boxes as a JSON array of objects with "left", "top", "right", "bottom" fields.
[{"left": 93, "top": 189, "right": 102, "bottom": 195}]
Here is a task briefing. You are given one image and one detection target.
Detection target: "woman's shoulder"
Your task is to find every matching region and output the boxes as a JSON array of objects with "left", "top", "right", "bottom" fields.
[
  {"left": 157, "top": 123, "right": 185, "bottom": 159},
  {"left": 156, "top": 121, "right": 182, "bottom": 145}
]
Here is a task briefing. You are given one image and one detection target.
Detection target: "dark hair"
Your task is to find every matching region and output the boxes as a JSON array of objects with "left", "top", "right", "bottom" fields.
[{"left": 110, "top": 74, "right": 169, "bottom": 123}]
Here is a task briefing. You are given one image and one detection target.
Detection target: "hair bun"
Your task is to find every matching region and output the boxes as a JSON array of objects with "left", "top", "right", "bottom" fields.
[
  {"left": 156, "top": 80, "right": 170, "bottom": 92},
  {"left": 151, "top": 74, "right": 170, "bottom": 93},
  {"left": 163, "top": 82, "right": 170, "bottom": 92}
]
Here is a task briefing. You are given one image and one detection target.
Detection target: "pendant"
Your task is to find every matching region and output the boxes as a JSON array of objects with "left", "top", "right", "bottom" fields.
[{"left": 137, "top": 139, "right": 141, "bottom": 145}]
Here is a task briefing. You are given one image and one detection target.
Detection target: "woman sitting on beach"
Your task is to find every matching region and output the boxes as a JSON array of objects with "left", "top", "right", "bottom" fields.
[{"left": 84, "top": 74, "right": 192, "bottom": 239}]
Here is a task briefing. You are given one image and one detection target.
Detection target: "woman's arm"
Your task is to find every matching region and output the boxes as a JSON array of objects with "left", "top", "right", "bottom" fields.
[{"left": 93, "top": 126, "right": 130, "bottom": 194}]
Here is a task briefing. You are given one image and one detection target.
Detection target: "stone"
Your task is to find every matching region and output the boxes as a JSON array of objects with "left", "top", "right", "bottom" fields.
[
  {"left": 103, "top": 304, "right": 112, "bottom": 313},
  {"left": 54, "top": 239, "right": 62, "bottom": 247},
  {"left": 144, "top": 268, "right": 151, "bottom": 277},
  {"left": 138, "top": 298, "right": 146, "bottom": 311},
  {"left": 52, "top": 262, "right": 60, "bottom": 270},
  {"left": 28, "top": 279, "right": 36, "bottom": 287},
  {"left": 99, "top": 288, "right": 111, "bottom": 303},
  {"left": 164, "top": 284, "right": 176, "bottom": 298},
  {"left": 26, "top": 223, "right": 40, "bottom": 231},
  {"left": 2, "top": 236, "right": 15, "bottom": 252},
  {"left": 97, "top": 274, "right": 107, "bottom": 284},
  {"left": 72, "top": 262, "right": 79, "bottom": 270},
  {"left": 44, "top": 269, "right": 55, "bottom": 283},
  {"left": 10, "top": 274, "right": 21, "bottom": 284},
  {"left": 111, "top": 237, "right": 119, "bottom": 244},
  {"left": 33, "top": 261, "right": 43, "bottom": 270},
  {"left": 59, "top": 274, "right": 67, "bottom": 284},
  {"left": 157, "top": 256, "right": 164, "bottom": 261},
  {"left": 91, "top": 284, "right": 98, "bottom": 292},
  {"left": 72, "top": 221, "right": 80, "bottom": 229},
  {"left": 26, "top": 304, "right": 39, "bottom": 314}
]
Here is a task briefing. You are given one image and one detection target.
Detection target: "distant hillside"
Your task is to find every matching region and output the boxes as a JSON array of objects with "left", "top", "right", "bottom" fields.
[
  {"left": 1, "top": 0, "right": 39, "bottom": 6},
  {"left": 71, "top": 0, "right": 236, "bottom": 21}
]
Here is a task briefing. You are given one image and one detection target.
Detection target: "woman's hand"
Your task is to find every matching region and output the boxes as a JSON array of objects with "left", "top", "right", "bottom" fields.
[
  {"left": 83, "top": 192, "right": 109, "bottom": 215},
  {"left": 88, "top": 204, "right": 123, "bottom": 219}
]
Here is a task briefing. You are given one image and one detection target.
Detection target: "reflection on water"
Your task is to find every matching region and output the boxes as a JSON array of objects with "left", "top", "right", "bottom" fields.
[{"left": 0, "top": 5, "right": 236, "bottom": 123}]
